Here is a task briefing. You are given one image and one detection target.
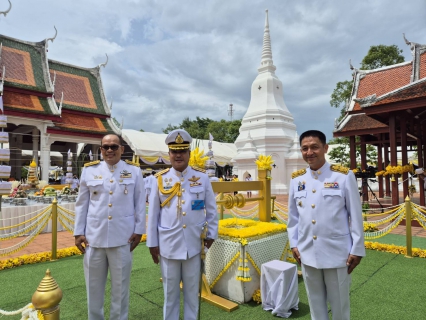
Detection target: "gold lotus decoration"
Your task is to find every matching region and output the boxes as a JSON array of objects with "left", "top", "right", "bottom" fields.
[
  {"left": 189, "top": 147, "right": 209, "bottom": 168},
  {"left": 255, "top": 154, "right": 274, "bottom": 170}
]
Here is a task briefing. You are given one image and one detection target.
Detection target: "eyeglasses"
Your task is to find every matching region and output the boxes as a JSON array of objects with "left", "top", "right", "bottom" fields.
[{"left": 101, "top": 144, "right": 120, "bottom": 151}]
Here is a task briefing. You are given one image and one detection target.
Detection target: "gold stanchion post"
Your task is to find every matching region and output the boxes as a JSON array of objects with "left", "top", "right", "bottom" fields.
[
  {"left": 51, "top": 198, "right": 58, "bottom": 260},
  {"left": 258, "top": 169, "right": 271, "bottom": 222},
  {"left": 404, "top": 196, "right": 412, "bottom": 258}
]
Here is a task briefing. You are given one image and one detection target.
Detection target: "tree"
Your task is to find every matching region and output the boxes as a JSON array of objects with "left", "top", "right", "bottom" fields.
[
  {"left": 162, "top": 117, "right": 242, "bottom": 143},
  {"left": 330, "top": 80, "right": 353, "bottom": 118},
  {"left": 139, "top": 129, "right": 144, "bottom": 132},
  {"left": 328, "top": 137, "right": 378, "bottom": 168},
  {"left": 360, "top": 45, "right": 404, "bottom": 70}
]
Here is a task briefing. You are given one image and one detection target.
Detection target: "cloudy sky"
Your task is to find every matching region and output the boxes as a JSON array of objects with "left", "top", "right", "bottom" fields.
[{"left": 1, "top": 0, "right": 425, "bottom": 142}]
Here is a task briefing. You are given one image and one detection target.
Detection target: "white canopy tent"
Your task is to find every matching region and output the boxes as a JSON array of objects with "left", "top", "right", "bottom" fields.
[{"left": 121, "top": 129, "right": 237, "bottom": 167}]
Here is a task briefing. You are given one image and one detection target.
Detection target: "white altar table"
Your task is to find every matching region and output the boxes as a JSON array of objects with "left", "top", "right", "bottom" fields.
[{"left": 261, "top": 260, "right": 299, "bottom": 318}]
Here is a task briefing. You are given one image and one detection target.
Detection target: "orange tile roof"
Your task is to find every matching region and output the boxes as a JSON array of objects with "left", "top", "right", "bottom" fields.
[
  {"left": 2, "top": 46, "right": 36, "bottom": 87},
  {"left": 338, "top": 114, "right": 387, "bottom": 132},
  {"left": 50, "top": 70, "right": 98, "bottom": 110},
  {"left": 3, "top": 91, "right": 49, "bottom": 113},
  {"left": 54, "top": 113, "right": 108, "bottom": 133},
  {"left": 372, "top": 79, "right": 426, "bottom": 106},
  {"left": 420, "top": 52, "right": 426, "bottom": 80},
  {"left": 354, "top": 63, "right": 412, "bottom": 111}
]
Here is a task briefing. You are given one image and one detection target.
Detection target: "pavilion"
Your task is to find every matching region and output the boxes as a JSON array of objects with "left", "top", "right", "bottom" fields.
[
  {"left": 334, "top": 35, "right": 426, "bottom": 205},
  {"left": 0, "top": 21, "right": 120, "bottom": 181}
]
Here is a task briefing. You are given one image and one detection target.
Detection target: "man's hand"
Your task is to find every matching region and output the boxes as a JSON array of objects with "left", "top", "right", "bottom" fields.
[
  {"left": 204, "top": 239, "right": 214, "bottom": 249},
  {"left": 75, "top": 235, "right": 89, "bottom": 254},
  {"left": 149, "top": 246, "right": 160, "bottom": 264},
  {"left": 346, "top": 254, "right": 362, "bottom": 274},
  {"left": 128, "top": 233, "right": 142, "bottom": 252},
  {"left": 291, "top": 247, "right": 301, "bottom": 266}
]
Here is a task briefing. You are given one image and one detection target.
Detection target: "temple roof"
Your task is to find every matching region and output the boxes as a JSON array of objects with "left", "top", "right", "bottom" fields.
[
  {"left": 47, "top": 112, "right": 116, "bottom": 137},
  {"left": 335, "top": 37, "right": 426, "bottom": 136},
  {"left": 350, "top": 62, "right": 412, "bottom": 112},
  {"left": 0, "top": 35, "right": 52, "bottom": 93},
  {"left": 334, "top": 113, "right": 387, "bottom": 135},
  {"left": 49, "top": 60, "right": 111, "bottom": 116}
]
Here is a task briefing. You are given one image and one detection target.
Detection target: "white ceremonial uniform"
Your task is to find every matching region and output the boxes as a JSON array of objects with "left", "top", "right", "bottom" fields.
[
  {"left": 147, "top": 166, "right": 218, "bottom": 320},
  {"left": 287, "top": 162, "right": 365, "bottom": 320},
  {"left": 74, "top": 160, "right": 145, "bottom": 320}
]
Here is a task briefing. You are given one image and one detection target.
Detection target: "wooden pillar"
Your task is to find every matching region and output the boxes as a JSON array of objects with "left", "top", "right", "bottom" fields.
[
  {"left": 349, "top": 136, "right": 356, "bottom": 169},
  {"left": 360, "top": 136, "right": 368, "bottom": 202},
  {"left": 419, "top": 122, "right": 425, "bottom": 206},
  {"left": 377, "top": 138, "right": 384, "bottom": 198},
  {"left": 389, "top": 114, "right": 399, "bottom": 205},
  {"left": 400, "top": 116, "right": 409, "bottom": 198},
  {"left": 384, "top": 142, "right": 391, "bottom": 197}
]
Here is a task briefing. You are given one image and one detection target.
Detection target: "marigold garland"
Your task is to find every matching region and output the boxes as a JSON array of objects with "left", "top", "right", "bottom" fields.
[
  {"left": 218, "top": 218, "right": 286, "bottom": 239},
  {"left": 252, "top": 289, "right": 262, "bottom": 304},
  {"left": 0, "top": 235, "right": 147, "bottom": 271},
  {"left": 365, "top": 241, "right": 426, "bottom": 258}
]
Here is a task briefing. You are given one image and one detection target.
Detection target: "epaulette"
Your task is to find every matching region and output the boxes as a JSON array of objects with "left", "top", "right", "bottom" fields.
[
  {"left": 84, "top": 160, "right": 101, "bottom": 167},
  {"left": 125, "top": 159, "right": 140, "bottom": 167},
  {"left": 291, "top": 168, "right": 307, "bottom": 179},
  {"left": 155, "top": 168, "right": 170, "bottom": 177},
  {"left": 192, "top": 166, "right": 206, "bottom": 173},
  {"left": 330, "top": 164, "right": 350, "bottom": 175}
]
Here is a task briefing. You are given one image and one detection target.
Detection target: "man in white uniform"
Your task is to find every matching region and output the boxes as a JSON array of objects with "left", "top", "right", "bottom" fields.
[
  {"left": 287, "top": 130, "right": 365, "bottom": 320},
  {"left": 74, "top": 134, "right": 145, "bottom": 320},
  {"left": 147, "top": 129, "right": 218, "bottom": 320}
]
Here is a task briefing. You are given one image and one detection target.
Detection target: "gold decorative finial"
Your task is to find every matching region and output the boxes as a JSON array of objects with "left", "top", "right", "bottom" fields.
[
  {"left": 32, "top": 269, "right": 63, "bottom": 319},
  {"left": 175, "top": 133, "right": 184, "bottom": 144}
]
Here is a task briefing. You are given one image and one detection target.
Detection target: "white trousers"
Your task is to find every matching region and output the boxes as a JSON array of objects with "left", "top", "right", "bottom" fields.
[
  {"left": 84, "top": 244, "right": 132, "bottom": 320},
  {"left": 160, "top": 254, "right": 201, "bottom": 320},
  {"left": 301, "top": 264, "right": 351, "bottom": 320}
]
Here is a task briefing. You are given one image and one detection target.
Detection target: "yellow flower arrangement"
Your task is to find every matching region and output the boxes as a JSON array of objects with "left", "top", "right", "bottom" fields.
[
  {"left": 363, "top": 223, "right": 379, "bottom": 233},
  {"left": 255, "top": 154, "right": 274, "bottom": 171},
  {"left": 352, "top": 168, "right": 359, "bottom": 173},
  {"left": 375, "top": 170, "right": 386, "bottom": 176},
  {"left": 252, "top": 289, "right": 262, "bottom": 304},
  {"left": 189, "top": 147, "right": 209, "bottom": 168},
  {"left": 0, "top": 234, "right": 148, "bottom": 271},
  {"left": 365, "top": 241, "right": 426, "bottom": 258},
  {"left": 385, "top": 163, "right": 414, "bottom": 175},
  {"left": 218, "top": 218, "right": 286, "bottom": 240}
]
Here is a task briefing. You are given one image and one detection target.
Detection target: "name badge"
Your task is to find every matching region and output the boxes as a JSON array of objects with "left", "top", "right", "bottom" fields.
[{"left": 192, "top": 200, "right": 205, "bottom": 210}]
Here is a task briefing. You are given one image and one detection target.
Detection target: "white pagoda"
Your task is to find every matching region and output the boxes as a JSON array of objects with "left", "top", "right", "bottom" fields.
[{"left": 233, "top": 10, "right": 305, "bottom": 194}]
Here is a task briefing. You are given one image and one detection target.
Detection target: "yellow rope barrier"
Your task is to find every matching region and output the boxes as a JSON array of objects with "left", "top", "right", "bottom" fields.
[
  {"left": 57, "top": 205, "right": 75, "bottom": 216},
  {"left": 0, "top": 205, "right": 52, "bottom": 230},
  {"left": 0, "top": 209, "right": 52, "bottom": 241},
  {"left": 0, "top": 213, "right": 51, "bottom": 257}
]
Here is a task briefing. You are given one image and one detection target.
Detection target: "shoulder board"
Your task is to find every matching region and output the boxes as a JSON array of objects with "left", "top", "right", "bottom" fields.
[
  {"left": 291, "top": 168, "right": 307, "bottom": 179},
  {"left": 125, "top": 159, "right": 140, "bottom": 167},
  {"left": 192, "top": 166, "right": 206, "bottom": 173},
  {"left": 330, "top": 165, "right": 350, "bottom": 175},
  {"left": 84, "top": 160, "right": 101, "bottom": 167},
  {"left": 155, "top": 168, "right": 170, "bottom": 177}
]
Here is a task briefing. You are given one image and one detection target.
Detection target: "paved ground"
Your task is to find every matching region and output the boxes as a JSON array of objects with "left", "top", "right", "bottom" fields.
[{"left": 1, "top": 192, "right": 425, "bottom": 261}]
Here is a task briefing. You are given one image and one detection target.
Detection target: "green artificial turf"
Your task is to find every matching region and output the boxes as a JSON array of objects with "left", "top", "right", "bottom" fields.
[{"left": 1, "top": 244, "right": 426, "bottom": 319}]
